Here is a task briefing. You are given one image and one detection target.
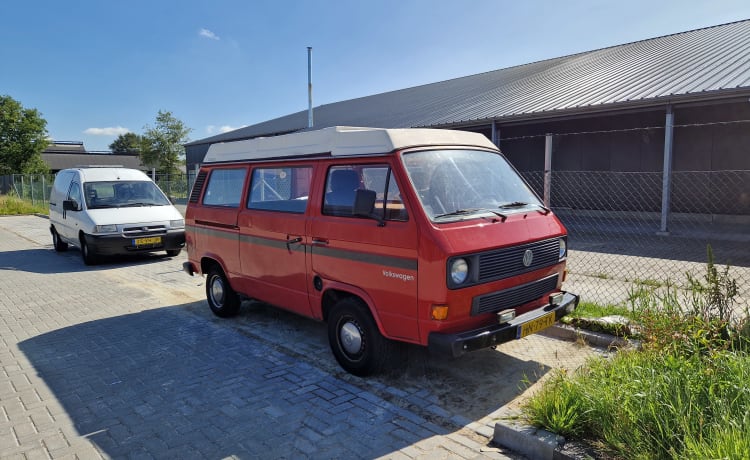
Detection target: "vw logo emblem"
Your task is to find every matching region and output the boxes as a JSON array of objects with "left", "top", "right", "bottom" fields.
[{"left": 522, "top": 249, "right": 533, "bottom": 267}]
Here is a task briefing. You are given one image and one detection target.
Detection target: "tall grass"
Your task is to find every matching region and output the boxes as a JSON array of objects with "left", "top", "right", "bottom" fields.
[
  {"left": 0, "top": 195, "right": 48, "bottom": 215},
  {"left": 525, "top": 248, "right": 750, "bottom": 459}
]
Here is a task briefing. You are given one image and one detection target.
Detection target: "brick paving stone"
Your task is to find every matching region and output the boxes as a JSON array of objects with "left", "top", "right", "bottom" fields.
[{"left": 1, "top": 216, "right": 606, "bottom": 459}]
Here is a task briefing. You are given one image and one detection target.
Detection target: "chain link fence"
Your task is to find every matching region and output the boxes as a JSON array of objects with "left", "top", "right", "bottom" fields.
[
  {"left": 0, "top": 172, "right": 190, "bottom": 206},
  {"left": 0, "top": 174, "right": 56, "bottom": 206},
  {"left": 522, "top": 167, "right": 750, "bottom": 311}
]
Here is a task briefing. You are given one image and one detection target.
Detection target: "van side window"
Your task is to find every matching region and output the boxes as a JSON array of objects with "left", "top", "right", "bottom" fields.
[
  {"left": 324, "top": 165, "right": 408, "bottom": 221},
  {"left": 203, "top": 168, "right": 246, "bottom": 207},
  {"left": 248, "top": 166, "right": 312, "bottom": 213},
  {"left": 68, "top": 181, "right": 82, "bottom": 206}
]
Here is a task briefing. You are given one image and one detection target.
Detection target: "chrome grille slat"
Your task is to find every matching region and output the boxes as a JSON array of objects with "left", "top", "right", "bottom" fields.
[
  {"left": 122, "top": 225, "right": 167, "bottom": 237},
  {"left": 471, "top": 274, "right": 559, "bottom": 316},
  {"left": 478, "top": 238, "right": 559, "bottom": 282}
]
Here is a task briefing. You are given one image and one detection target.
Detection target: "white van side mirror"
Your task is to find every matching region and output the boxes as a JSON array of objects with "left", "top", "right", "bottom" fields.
[{"left": 63, "top": 199, "right": 80, "bottom": 211}]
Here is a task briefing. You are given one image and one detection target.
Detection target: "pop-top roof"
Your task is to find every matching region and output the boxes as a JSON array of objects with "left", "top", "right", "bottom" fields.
[{"left": 202, "top": 126, "right": 498, "bottom": 163}]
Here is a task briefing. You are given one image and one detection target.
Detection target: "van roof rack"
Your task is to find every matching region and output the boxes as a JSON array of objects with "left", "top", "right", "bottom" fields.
[{"left": 203, "top": 126, "right": 497, "bottom": 163}]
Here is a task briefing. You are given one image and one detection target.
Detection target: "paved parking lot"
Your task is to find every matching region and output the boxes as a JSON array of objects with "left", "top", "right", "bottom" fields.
[{"left": 0, "top": 215, "right": 602, "bottom": 459}]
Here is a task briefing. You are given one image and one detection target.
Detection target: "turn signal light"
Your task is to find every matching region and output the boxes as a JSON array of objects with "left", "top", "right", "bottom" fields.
[{"left": 431, "top": 304, "right": 449, "bottom": 320}]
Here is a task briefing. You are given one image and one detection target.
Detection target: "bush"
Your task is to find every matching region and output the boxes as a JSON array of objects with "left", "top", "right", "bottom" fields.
[{"left": 524, "top": 248, "right": 750, "bottom": 459}]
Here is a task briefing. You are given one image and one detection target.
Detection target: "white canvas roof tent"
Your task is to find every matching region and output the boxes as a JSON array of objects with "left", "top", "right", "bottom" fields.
[{"left": 202, "top": 126, "right": 498, "bottom": 163}]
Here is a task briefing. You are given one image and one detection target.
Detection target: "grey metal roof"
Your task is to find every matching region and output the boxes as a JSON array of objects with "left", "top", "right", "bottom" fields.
[
  {"left": 188, "top": 19, "right": 750, "bottom": 147},
  {"left": 42, "top": 153, "right": 143, "bottom": 172}
]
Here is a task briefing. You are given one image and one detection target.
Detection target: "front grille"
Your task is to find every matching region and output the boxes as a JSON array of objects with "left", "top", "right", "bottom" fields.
[
  {"left": 471, "top": 274, "right": 559, "bottom": 316},
  {"left": 478, "top": 238, "right": 560, "bottom": 283},
  {"left": 122, "top": 225, "right": 167, "bottom": 237}
]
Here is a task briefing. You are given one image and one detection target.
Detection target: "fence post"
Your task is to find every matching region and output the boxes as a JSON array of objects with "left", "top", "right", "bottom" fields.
[
  {"left": 659, "top": 105, "right": 674, "bottom": 235},
  {"left": 544, "top": 134, "right": 552, "bottom": 208}
]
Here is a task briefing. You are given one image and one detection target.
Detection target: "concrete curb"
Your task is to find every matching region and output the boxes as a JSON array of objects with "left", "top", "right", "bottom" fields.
[
  {"left": 492, "top": 325, "right": 634, "bottom": 459},
  {"left": 542, "top": 323, "right": 636, "bottom": 349}
]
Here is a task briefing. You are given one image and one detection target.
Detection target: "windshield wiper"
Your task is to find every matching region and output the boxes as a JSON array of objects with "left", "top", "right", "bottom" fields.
[
  {"left": 118, "top": 202, "right": 155, "bottom": 207},
  {"left": 434, "top": 208, "right": 508, "bottom": 221},
  {"left": 497, "top": 201, "right": 551, "bottom": 215}
]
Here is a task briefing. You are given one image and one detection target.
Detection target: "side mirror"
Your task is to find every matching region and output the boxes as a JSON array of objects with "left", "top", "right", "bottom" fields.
[
  {"left": 63, "top": 199, "right": 80, "bottom": 211},
  {"left": 353, "top": 189, "right": 385, "bottom": 226}
]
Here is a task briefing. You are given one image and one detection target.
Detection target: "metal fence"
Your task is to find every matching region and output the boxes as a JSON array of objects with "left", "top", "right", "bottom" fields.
[
  {"left": 0, "top": 174, "right": 55, "bottom": 206},
  {"left": 0, "top": 172, "right": 190, "bottom": 206},
  {"left": 3, "top": 163, "right": 748, "bottom": 311},
  {"left": 522, "top": 169, "right": 750, "bottom": 310}
]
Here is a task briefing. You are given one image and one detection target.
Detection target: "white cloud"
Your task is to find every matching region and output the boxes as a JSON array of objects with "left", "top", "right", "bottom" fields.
[
  {"left": 83, "top": 126, "right": 130, "bottom": 136},
  {"left": 199, "top": 28, "right": 220, "bottom": 40},
  {"left": 207, "top": 125, "right": 246, "bottom": 134}
]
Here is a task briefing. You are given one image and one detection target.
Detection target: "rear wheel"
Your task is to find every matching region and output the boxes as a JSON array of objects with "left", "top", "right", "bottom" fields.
[
  {"left": 327, "top": 297, "right": 397, "bottom": 376},
  {"left": 206, "top": 266, "right": 240, "bottom": 317},
  {"left": 51, "top": 228, "right": 68, "bottom": 252},
  {"left": 80, "top": 234, "right": 98, "bottom": 265}
]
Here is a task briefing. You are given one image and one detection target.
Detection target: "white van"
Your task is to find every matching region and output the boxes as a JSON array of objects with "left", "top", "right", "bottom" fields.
[{"left": 49, "top": 167, "right": 186, "bottom": 265}]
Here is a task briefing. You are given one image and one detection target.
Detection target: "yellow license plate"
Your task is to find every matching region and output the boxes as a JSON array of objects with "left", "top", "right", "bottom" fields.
[
  {"left": 517, "top": 311, "right": 556, "bottom": 338},
  {"left": 133, "top": 236, "right": 162, "bottom": 246}
]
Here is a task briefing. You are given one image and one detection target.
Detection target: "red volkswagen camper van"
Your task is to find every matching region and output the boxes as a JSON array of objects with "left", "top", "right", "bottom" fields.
[{"left": 183, "top": 126, "right": 577, "bottom": 376}]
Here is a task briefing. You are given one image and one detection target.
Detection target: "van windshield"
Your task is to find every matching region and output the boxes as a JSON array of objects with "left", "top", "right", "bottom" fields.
[
  {"left": 402, "top": 149, "right": 543, "bottom": 222},
  {"left": 83, "top": 181, "right": 171, "bottom": 209}
]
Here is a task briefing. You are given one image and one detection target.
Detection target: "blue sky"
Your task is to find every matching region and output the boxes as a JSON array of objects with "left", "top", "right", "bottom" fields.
[{"left": 3, "top": 0, "right": 750, "bottom": 152}]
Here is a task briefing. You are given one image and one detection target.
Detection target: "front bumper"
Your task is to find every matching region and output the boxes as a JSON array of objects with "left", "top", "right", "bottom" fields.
[
  {"left": 428, "top": 291, "right": 579, "bottom": 358},
  {"left": 83, "top": 230, "right": 185, "bottom": 255}
]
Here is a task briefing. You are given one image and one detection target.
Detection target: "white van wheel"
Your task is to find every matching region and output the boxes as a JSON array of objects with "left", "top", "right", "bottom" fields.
[
  {"left": 206, "top": 267, "right": 240, "bottom": 317},
  {"left": 52, "top": 228, "right": 68, "bottom": 252},
  {"left": 80, "top": 235, "right": 98, "bottom": 265},
  {"left": 328, "top": 298, "right": 394, "bottom": 376}
]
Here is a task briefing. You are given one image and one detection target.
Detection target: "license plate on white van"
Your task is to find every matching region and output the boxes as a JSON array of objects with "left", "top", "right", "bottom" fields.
[{"left": 133, "top": 236, "right": 162, "bottom": 247}]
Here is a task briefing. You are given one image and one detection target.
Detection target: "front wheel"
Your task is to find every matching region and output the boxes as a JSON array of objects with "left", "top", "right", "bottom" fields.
[
  {"left": 327, "top": 298, "right": 397, "bottom": 376},
  {"left": 52, "top": 228, "right": 68, "bottom": 252},
  {"left": 206, "top": 266, "right": 240, "bottom": 317},
  {"left": 80, "top": 235, "right": 98, "bottom": 265},
  {"left": 166, "top": 249, "right": 182, "bottom": 257}
]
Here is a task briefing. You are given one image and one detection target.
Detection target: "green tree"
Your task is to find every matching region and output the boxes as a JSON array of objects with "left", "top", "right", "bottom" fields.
[
  {"left": 109, "top": 132, "right": 144, "bottom": 155},
  {"left": 0, "top": 95, "right": 50, "bottom": 174},
  {"left": 141, "top": 110, "right": 191, "bottom": 174}
]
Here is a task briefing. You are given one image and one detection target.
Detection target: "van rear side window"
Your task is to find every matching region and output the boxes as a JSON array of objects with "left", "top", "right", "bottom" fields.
[
  {"left": 248, "top": 166, "right": 312, "bottom": 213},
  {"left": 203, "top": 168, "right": 246, "bottom": 207}
]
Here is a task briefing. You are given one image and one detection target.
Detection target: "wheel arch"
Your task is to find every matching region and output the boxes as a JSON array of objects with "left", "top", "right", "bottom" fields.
[{"left": 321, "top": 285, "right": 389, "bottom": 339}]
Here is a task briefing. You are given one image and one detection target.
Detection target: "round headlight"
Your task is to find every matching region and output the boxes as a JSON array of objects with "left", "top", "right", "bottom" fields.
[
  {"left": 450, "top": 258, "right": 469, "bottom": 284},
  {"left": 559, "top": 238, "right": 567, "bottom": 260}
]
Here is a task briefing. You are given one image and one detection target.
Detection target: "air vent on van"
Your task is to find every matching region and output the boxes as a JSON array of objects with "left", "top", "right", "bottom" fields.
[{"left": 189, "top": 171, "right": 208, "bottom": 203}]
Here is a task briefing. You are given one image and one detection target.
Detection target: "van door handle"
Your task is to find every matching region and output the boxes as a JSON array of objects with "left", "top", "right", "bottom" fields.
[
  {"left": 286, "top": 236, "right": 303, "bottom": 250},
  {"left": 312, "top": 237, "right": 328, "bottom": 246}
]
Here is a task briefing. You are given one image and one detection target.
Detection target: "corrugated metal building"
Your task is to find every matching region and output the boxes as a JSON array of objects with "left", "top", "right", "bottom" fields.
[
  {"left": 185, "top": 20, "right": 750, "bottom": 223},
  {"left": 42, "top": 142, "right": 143, "bottom": 173}
]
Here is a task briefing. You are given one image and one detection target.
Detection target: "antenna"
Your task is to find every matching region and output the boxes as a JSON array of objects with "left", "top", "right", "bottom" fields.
[{"left": 307, "top": 46, "right": 313, "bottom": 128}]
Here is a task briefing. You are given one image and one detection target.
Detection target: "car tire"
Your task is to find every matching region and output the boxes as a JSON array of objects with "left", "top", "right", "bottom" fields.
[
  {"left": 52, "top": 228, "right": 68, "bottom": 252},
  {"left": 80, "top": 234, "right": 98, "bottom": 265},
  {"left": 206, "top": 266, "right": 240, "bottom": 317},
  {"left": 166, "top": 249, "right": 182, "bottom": 257},
  {"left": 327, "top": 297, "right": 396, "bottom": 376}
]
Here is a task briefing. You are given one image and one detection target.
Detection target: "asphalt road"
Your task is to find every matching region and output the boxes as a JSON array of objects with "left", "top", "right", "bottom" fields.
[{"left": 0, "top": 215, "right": 601, "bottom": 459}]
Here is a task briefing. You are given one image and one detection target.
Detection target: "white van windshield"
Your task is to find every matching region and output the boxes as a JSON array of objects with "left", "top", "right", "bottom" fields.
[
  {"left": 402, "top": 149, "right": 543, "bottom": 222},
  {"left": 84, "top": 181, "right": 171, "bottom": 209}
]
